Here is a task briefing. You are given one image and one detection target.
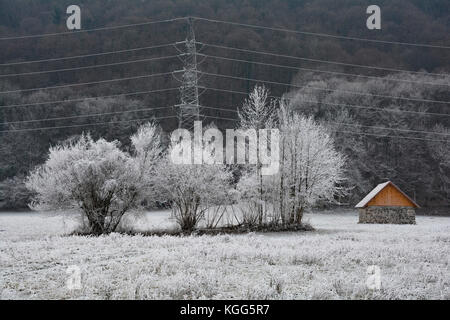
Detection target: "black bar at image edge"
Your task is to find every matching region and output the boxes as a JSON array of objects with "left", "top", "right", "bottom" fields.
[{"left": 0, "top": 300, "right": 446, "bottom": 318}]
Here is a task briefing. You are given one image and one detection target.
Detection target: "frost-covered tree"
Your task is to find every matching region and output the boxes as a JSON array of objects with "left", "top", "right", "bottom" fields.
[
  {"left": 131, "top": 122, "right": 163, "bottom": 193},
  {"left": 238, "top": 85, "right": 277, "bottom": 130},
  {"left": 237, "top": 85, "right": 278, "bottom": 224},
  {"left": 272, "top": 101, "right": 347, "bottom": 223},
  {"left": 154, "top": 138, "right": 233, "bottom": 232},
  {"left": 26, "top": 122, "right": 162, "bottom": 235},
  {"left": 129, "top": 122, "right": 166, "bottom": 209}
]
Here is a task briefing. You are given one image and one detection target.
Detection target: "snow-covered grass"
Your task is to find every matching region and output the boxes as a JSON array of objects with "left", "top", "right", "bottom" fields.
[{"left": 0, "top": 209, "right": 449, "bottom": 299}]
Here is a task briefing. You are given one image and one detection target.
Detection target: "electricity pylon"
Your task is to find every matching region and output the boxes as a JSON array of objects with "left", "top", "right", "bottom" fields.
[{"left": 173, "top": 18, "right": 204, "bottom": 130}]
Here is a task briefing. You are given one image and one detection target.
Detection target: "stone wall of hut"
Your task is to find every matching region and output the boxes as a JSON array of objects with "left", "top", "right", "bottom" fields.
[{"left": 358, "top": 206, "right": 416, "bottom": 224}]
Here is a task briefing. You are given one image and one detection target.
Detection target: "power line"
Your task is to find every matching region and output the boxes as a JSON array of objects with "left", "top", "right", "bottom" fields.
[
  {"left": 0, "top": 71, "right": 174, "bottom": 94},
  {"left": 203, "top": 86, "right": 450, "bottom": 117},
  {"left": 1, "top": 105, "right": 447, "bottom": 143},
  {"left": 202, "top": 42, "right": 450, "bottom": 77},
  {"left": 0, "top": 55, "right": 179, "bottom": 78},
  {"left": 0, "top": 115, "right": 177, "bottom": 133},
  {"left": 201, "top": 115, "right": 450, "bottom": 143},
  {"left": 328, "top": 121, "right": 450, "bottom": 137},
  {"left": 0, "top": 43, "right": 176, "bottom": 67},
  {"left": 201, "top": 105, "right": 239, "bottom": 114},
  {"left": 202, "top": 53, "right": 450, "bottom": 87},
  {"left": 1, "top": 14, "right": 447, "bottom": 49},
  {"left": 202, "top": 106, "right": 450, "bottom": 136},
  {"left": 203, "top": 115, "right": 239, "bottom": 122},
  {"left": 2, "top": 106, "right": 172, "bottom": 125},
  {"left": 4, "top": 101, "right": 447, "bottom": 138},
  {"left": 3, "top": 105, "right": 236, "bottom": 125},
  {"left": 332, "top": 129, "right": 449, "bottom": 143},
  {"left": 0, "top": 17, "right": 186, "bottom": 41},
  {"left": 192, "top": 16, "right": 450, "bottom": 49},
  {"left": 200, "top": 91, "right": 450, "bottom": 138},
  {"left": 0, "top": 87, "right": 179, "bottom": 109},
  {"left": 199, "top": 71, "right": 450, "bottom": 104}
]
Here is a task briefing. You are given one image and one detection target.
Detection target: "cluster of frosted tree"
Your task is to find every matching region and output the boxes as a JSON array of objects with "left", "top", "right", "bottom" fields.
[
  {"left": 236, "top": 86, "right": 346, "bottom": 227},
  {"left": 26, "top": 85, "right": 346, "bottom": 235},
  {"left": 26, "top": 122, "right": 233, "bottom": 234}
]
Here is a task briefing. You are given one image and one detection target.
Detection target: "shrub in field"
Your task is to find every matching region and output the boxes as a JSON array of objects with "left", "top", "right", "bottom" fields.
[
  {"left": 154, "top": 140, "right": 233, "bottom": 232},
  {"left": 26, "top": 122, "right": 162, "bottom": 235}
]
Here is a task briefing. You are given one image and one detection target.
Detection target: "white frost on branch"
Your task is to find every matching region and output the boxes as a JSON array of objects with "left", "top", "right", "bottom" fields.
[
  {"left": 26, "top": 122, "right": 163, "bottom": 235},
  {"left": 154, "top": 137, "right": 233, "bottom": 232}
]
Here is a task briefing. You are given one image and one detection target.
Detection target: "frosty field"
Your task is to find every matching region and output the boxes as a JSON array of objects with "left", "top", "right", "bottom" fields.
[{"left": 0, "top": 210, "right": 449, "bottom": 300}]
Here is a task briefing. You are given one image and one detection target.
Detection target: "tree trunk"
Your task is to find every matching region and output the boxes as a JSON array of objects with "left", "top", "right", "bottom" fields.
[{"left": 295, "top": 206, "right": 303, "bottom": 224}]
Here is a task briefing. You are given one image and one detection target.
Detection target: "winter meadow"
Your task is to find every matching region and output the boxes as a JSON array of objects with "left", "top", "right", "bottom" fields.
[
  {"left": 0, "top": 1, "right": 449, "bottom": 301},
  {"left": 1, "top": 85, "right": 448, "bottom": 300}
]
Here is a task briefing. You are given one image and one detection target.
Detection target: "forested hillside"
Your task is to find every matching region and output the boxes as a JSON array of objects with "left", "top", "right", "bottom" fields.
[{"left": 0, "top": 0, "right": 449, "bottom": 210}]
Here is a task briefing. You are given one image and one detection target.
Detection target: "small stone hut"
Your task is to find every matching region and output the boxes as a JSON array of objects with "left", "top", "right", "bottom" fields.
[{"left": 355, "top": 181, "right": 419, "bottom": 224}]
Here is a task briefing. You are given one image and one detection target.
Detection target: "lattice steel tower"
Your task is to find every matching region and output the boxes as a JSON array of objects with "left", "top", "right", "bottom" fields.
[{"left": 173, "top": 18, "right": 203, "bottom": 130}]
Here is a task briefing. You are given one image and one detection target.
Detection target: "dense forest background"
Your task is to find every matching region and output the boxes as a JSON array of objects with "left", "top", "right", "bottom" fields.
[{"left": 0, "top": 0, "right": 449, "bottom": 211}]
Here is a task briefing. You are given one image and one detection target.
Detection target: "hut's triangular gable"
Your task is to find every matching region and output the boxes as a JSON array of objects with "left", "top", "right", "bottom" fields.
[{"left": 355, "top": 181, "right": 419, "bottom": 208}]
